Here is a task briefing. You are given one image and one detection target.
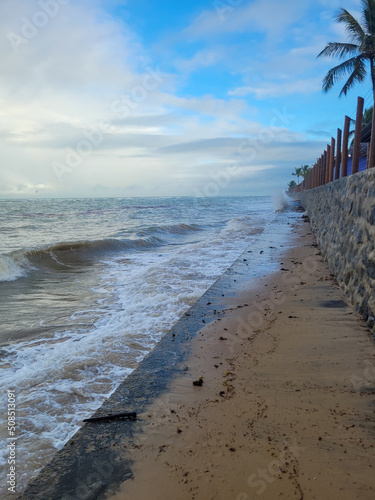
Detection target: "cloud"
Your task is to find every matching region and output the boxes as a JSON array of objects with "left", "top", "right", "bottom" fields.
[
  {"left": 183, "top": 0, "right": 308, "bottom": 40},
  {"left": 175, "top": 48, "right": 227, "bottom": 74},
  {"left": 229, "top": 77, "right": 322, "bottom": 99},
  {"left": 0, "top": 0, "right": 345, "bottom": 198},
  {"left": 157, "top": 137, "right": 242, "bottom": 155},
  {"left": 306, "top": 129, "right": 331, "bottom": 137}
]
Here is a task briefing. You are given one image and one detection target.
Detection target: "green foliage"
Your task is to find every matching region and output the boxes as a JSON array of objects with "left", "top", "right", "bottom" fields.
[
  {"left": 317, "top": 0, "right": 375, "bottom": 97},
  {"left": 349, "top": 106, "right": 373, "bottom": 145},
  {"left": 291, "top": 165, "right": 312, "bottom": 184},
  {"left": 300, "top": 165, "right": 312, "bottom": 178},
  {"left": 292, "top": 167, "right": 303, "bottom": 183}
]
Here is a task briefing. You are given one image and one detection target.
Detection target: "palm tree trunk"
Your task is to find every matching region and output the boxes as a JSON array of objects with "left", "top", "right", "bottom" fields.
[{"left": 368, "top": 59, "right": 375, "bottom": 169}]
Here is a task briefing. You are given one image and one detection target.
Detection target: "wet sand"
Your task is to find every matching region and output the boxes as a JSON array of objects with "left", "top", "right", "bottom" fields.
[{"left": 108, "top": 215, "right": 375, "bottom": 500}]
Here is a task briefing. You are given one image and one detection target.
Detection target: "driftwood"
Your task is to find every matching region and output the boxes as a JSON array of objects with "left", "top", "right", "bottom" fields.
[{"left": 83, "top": 412, "right": 137, "bottom": 423}]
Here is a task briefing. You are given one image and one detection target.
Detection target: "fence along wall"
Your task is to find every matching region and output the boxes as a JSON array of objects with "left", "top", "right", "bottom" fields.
[
  {"left": 296, "top": 168, "right": 375, "bottom": 333},
  {"left": 292, "top": 96, "right": 373, "bottom": 194}
]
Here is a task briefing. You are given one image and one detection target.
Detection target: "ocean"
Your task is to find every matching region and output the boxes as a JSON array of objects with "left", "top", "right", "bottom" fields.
[{"left": 0, "top": 196, "right": 277, "bottom": 492}]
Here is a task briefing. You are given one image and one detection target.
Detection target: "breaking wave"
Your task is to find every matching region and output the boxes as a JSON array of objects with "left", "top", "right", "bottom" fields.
[
  {"left": 0, "top": 223, "right": 204, "bottom": 282},
  {"left": 0, "top": 237, "right": 163, "bottom": 281}
]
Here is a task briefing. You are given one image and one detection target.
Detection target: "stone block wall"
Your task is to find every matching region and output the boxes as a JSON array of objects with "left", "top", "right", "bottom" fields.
[{"left": 297, "top": 168, "right": 375, "bottom": 332}]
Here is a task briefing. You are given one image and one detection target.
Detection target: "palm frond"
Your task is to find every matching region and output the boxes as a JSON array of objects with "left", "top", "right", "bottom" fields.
[
  {"left": 363, "top": 106, "right": 374, "bottom": 125},
  {"left": 318, "top": 2, "right": 375, "bottom": 98},
  {"left": 317, "top": 42, "right": 359, "bottom": 59},
  {"left": 362, "top": 0, "right": 375, "bottom": 36},
  {"left": 336, "top": 9, "right": 366, "bottom": 43},
  {"left": 322, "top": 57, "right": 357, "bottom": 92},
  {"left": 339, "top": 58, "right": 367, "bottom": 96}
]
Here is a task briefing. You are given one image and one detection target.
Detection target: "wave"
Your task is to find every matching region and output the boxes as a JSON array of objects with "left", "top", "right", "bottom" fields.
[
  {"left": 135, "top": 223, "right": 202, "bottom": 238},
  {"left": 77, "top": 204, "right": 173, "bottom": 216},
  {"left": 0, "top": 224, "right": 203, "bottom": 283},
  {"left": 0, "top": 254, "right": 32, "bottom": 282},
  {"left": 220, "top": 216, "right": 266, "bottom": 238},
  {"left": 0, "top": 236, "right": 165, "bottom": 283}
]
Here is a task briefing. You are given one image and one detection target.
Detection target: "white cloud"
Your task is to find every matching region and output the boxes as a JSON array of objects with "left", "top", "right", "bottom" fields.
[
  {"left": 0, "top": 0, "right": 334, "bottom": 198},
  {"left": 183, "top": 0, "right": 308, "bottom": 39},
  {"left": 229, "top": 77, "right": 322, "bottom": 99},
  {"left": 175, "top": 48, "right": 226, "bottom": 74}
]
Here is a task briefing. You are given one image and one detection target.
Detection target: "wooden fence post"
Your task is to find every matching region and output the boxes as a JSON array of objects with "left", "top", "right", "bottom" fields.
[
  {"left": 367, "top": 143, "right": 370, "bottom": 168},
  {"left": 368, "top": 102, "right": 375, "bottom": 169},
  {"left": 312, "top": 163, "right": 315, "bottom": 189},
  {"left": 317, "top": 157, "right": 322, "bottom": 187},
  {"left": 341, "top": 115, "right": 350, "bottom": 178},
  {"left": 326, "top": 144, "right": 331, "bottom": 184},
  {"left": 329, "top": 137, "right": 335, "bottom": 182},
  {"left": 322, "top": 150, "right": 327, "bottom": 185},
  {"left": 335, "top": 128, "right": 342, "bottom": 180},
  {"left": 352, "top": 96, "right": 364, "bottom": 175}
]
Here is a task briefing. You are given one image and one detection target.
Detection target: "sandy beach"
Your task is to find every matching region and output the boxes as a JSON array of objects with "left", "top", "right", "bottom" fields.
[{"left": 108, "top": 213, "right": 375, "bottom": 500}]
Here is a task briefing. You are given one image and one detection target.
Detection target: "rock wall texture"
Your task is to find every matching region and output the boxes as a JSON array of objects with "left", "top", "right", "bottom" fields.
[{"left": 297, "top": 168, "right": 375, "bottom": 333}]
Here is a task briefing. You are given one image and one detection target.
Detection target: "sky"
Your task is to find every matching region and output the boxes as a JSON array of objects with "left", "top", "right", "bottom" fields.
[{"left": 0, "top": 0, "right": 370, "bottom": 198}]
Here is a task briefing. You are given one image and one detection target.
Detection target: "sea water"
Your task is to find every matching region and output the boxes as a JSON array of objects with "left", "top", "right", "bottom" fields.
[{"left": 0, "top": 196, "right": 275, "bottom": 492}]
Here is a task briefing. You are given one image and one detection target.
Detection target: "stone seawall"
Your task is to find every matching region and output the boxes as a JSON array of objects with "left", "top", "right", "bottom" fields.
[{"left": 296, "top": 168, "right": 375, "bottom": 333}]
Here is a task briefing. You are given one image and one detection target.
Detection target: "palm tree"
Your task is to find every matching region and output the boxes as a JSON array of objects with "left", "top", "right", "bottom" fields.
[
  {"left": 317, "top": 1, "right": 375, "bottom": 98},
  {"left": 349, "top": 106, "right": 373, "bottom": 145},
  {"left": 362, "top": 105, "right": 373, "bottom": 126},
  {"left": 292, "top": 167, "right": 303, "bottom": 184},
  {"left": 300, "top": 165, "right": 312, "bottom": 178},
  {"left": 317, "top": 0, "right": 375, "bottom": 166},
  {"left": 287, "top": 180, "right": 297, "bottom": 191}
]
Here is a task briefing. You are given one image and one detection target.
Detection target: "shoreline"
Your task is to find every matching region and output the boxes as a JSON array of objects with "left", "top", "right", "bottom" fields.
[
  {"left": 109, "top": 209, "right": 375, "bottom": 500},
  {"left": 19, "top": 207, "right": 298, "bottom": 499},
  {"left": 19, "top": 205, "right": 375, "bottom": 499}
]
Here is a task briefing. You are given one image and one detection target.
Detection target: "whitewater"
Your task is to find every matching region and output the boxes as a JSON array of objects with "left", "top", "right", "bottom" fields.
[{"left": 0, "top": 196, "right": 276, "bottom": 493}]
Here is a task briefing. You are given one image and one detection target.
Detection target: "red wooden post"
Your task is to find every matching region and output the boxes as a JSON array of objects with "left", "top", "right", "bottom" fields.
[
  {"left": 320, "top": 155, "right": 324, "bottom": 186},
  {"left": 335, "top": 128, "right": 342, "bottom": 180},
  {"left": 326, "top": 144, "right": 331, "bottom": 184},
  {"left": 352, "top": 96, "right": 364, "bottom": 174},
  {"left": 368, "top": 103, "right": 375, "bottom": 169},
  {"left": 317, "top": 158, "right": 321, "bottom": 187},
  {"left": 312, "top": 163, "right": 316, "bottom": 189},
  {"left": 341, "top": 115, "right": 350, "bottom": 178},
  {"left": 320, "top": 154, "right": 323, "bottom": 186},
  {"left": 329, "top": 137, "right": 335, "bottom": 182},
  {"left": 322, "top": 150, "right": 327, "bottom": 185}
]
